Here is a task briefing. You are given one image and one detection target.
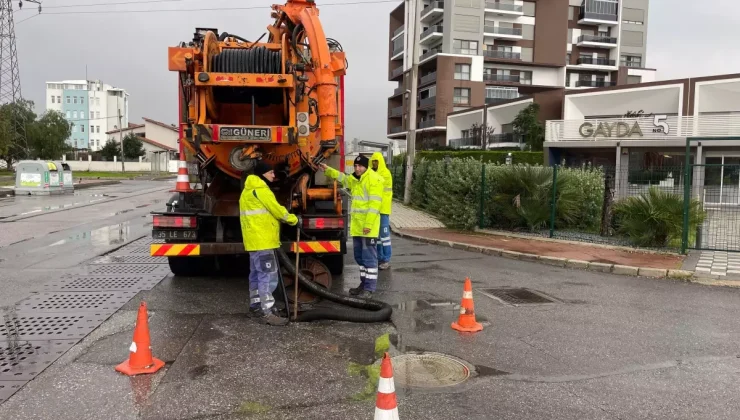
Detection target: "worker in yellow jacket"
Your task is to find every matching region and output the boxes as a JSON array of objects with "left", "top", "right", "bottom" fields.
[
  {"left": 371, "top": 152, "right": 393, "bottom": 270},
  {"left": 239, "top": 161, "right": 298, "bottom": 326},
  {"left": 319, "top": 155, "right": 384, "bottom": 298}
]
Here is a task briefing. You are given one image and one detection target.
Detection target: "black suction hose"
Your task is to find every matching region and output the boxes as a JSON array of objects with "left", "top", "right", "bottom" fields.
[{"left": 276, "top": 249, "right": 392, "bottom": 323}]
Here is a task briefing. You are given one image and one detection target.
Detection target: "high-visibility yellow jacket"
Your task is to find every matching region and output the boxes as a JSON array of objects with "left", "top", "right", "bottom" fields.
[
  {"left": 325, "top": 166, "right": 383, "bottom": 238},
  {"left": 371, "top": 152, "right": 393, "bottom": 215},
  {"left": 239, "top": 175, "right": 298, "bottom": 251}
]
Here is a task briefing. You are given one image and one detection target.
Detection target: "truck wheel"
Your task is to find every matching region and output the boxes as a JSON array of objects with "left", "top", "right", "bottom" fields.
[
  {"left": 322, "top": 254, "right": 345, "bottom": 275},
  {"left": 167, "top": 256, "right": 215, "bottom": 277}
]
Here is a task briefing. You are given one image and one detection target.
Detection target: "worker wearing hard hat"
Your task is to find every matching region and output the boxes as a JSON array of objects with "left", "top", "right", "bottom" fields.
[
  {"left": 371, "top": 152, "right": 393, "bottom": 270},
  {"left": 319, "top": 155, "right": 384, "bottom": 298},
  {"left": 239, "top": 161, "right": 299, "bottom": 326}
]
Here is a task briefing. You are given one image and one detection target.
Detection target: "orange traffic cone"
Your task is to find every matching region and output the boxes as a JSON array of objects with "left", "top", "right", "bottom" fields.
[
  {"left": 451, "top": 277, "right": 483, "bottom": 333},
  {"left": 115, "top": 301, "right": 165, "bottom": 376},
  {"left": 374, "top": 352, "right": 400, "bottom": 420},
  {"left": 173, "top": 155, "right": 194, "bottom": 193}
]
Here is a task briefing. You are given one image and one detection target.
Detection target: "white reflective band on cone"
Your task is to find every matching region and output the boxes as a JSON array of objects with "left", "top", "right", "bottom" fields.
[
  {"left": 463, "top": 291, "right": 473, "bottom": 299},
  {"left": 374, "top": 407, "right": 400, "bottom": 420},
  {"left": 377, "top": 377, "right": 395, "bottom": 393},
  {"left": 177, "top": 175, "right": 190, "bottom": 182},
  {"left": 178, "top": 160, "right": 188, "bottom": 169}
]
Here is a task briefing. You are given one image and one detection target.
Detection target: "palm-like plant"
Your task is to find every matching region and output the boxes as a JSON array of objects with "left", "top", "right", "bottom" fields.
[{"left": 614, "top": 187, "right": 706, "bottom": 248}]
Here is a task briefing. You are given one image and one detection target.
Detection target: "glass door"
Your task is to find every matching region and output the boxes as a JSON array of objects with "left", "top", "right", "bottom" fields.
[{"left": 704, "top": 156, "right": 740, "bottom": 205}]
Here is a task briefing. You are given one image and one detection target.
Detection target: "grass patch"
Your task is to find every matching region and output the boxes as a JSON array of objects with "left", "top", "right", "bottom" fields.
[{"left": 74, "top": 171, "right": 151, "bottom": 179}]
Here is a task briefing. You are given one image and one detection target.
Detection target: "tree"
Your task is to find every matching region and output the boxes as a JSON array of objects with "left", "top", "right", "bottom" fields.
[
  {"left": 28, "top": 110, "right": 72, "bottom": 160},
  {"left": 468, "top": 122, "right": 496, "bottom": 148},
  {"left": 0, "top": 99, "right": 37, "bottom": 168},
  {"left": 100, "top": 139, "right": 121, "bottom": 161},
  {"left": 122, "top": 133, "right": 146, "bottom": 160},
  {"left": 512, "top": 103, "right": 545, "bottom": 151}
]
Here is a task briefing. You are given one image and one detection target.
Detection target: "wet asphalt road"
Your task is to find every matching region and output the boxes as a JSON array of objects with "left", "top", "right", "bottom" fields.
[{"left": 2, "top": 181, "right": 740, "bottom": 419}]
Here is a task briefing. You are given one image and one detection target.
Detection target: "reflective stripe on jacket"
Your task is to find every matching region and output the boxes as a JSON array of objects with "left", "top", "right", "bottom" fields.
[
  {"left": 371, "top": 152, "right": 393, "bottom": 215},
  {"left": 239, "top": 175, "right": 298, "bottom": 251},
  {"left": 325, "top": 166, "right": 383, "bottom": 238}
]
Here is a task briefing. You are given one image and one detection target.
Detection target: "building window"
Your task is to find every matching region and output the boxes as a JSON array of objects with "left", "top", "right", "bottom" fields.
[
  {"left": 57, "top": 96, "right": 61, "bottom": 103},
  {"left": 96, "top": 139, "right": 100, "bottom": 147},
  {"left": 453, "top": 39, "right": 478, "bottom": 55},
  {"left": 96, "top": 98, "right": 100, "bottom": 106},
  {"left": 627, "top": 75, "right": 642, "bottom": 84},
  {"left": 453, "top": 88, "right": 470, "bottom": 105},
  {"left": 623, "top": 20, "right": 643, "bottom": 25},
  {"left": 80, "top": 97, "right": 84, "bottom": 104},
  {"left": 73, "top": 96, "right": 78, "bottom": 104},
  {"left": 454, "top": 64, "right": 471, "bottom": 80},
  {"left": 90, "top": 112, "right": 94, "bottom": 119},
  {"left": 66, "top": 111, "right": 70, "bottom": 118},
  {"left": 51, "top": 96, "right": 55, "bottom": 104},
  {"left": 66, "top": 96, "right": 70, "bottom": 104},
  {"left": 96, "top": 126, "right": 100, "bottom": 133},
  {"left": 90, "top": 124, "right": 94, "bottom": 132},
  {"left": 620, "top": 55, "right": 642, "bottom": 67},
  {"left": 72, "top": 125, "right": 76, "bottom": 133},
  {"left": 81, "top": 125, "right": 85, "bottom": 133},
  {"left": 520, "top": 71, "right": 533, "bottom": 84},
  {"left": 72, "top": 111, "right": 78, "bottom": 119},
  {"left": 96, "top": 111, "right": 100, "bottom": 118},
  {"left": 74, "top": 140, "right": 78, "bottom": 147}
]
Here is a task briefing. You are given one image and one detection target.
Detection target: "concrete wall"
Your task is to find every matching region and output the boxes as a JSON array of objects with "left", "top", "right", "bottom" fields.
[{"left": 63, "top": 160, "right": 153, "bottom": 172}]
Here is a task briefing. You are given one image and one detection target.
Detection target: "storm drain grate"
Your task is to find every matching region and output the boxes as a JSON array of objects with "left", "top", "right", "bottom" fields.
[
  {"left": 0, "top": 313, "right": 109, "bottom": 340},
  {"left": 16, "top": 292, "right": 137, "bottom": 314},
  {"left": 86, "top": 264, "right": 170, "bottom": 276},
  {"left": 0, "top": 381, "right": 24, "bottom": 403},
  {"left": 478, "top": 288, "right": 557, "bottom": 305},
  {"left": 0, "top": 340, "right": 77, "bottom": 381},
  {"left": 42, "top": 275, "right": 164, "bottom": 292},
  {"left": 110, "top": 246, "right": 152, "bottom": 256},
  {"left": 391, "top": 353, "right": 471, "bottom": 389},
  {"left": 90, "top": 255, "right": 167, "bottom": 265}
]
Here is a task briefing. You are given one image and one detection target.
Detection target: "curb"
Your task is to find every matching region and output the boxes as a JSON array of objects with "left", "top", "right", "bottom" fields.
[
  {"left": 74, "top": 180, "right": 121, "bottom": 190},
  {"left": 389, "top": 227, "right": 740, "bottom": 287}
]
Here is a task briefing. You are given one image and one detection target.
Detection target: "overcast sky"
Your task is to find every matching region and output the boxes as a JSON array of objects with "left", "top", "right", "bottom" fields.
[{"left": 12, "top": 0, "right": 740, "bottom": 142}]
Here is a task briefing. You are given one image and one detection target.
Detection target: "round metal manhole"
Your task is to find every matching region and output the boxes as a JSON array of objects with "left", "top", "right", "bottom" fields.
[{"left": 391, "top": 353, "right": 471, "bottom": 389}]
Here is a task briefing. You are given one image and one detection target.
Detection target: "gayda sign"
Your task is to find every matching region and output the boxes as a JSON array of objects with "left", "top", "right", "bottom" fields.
[{"left": 578, "top": 112, "right": 670, "bottom": 139}]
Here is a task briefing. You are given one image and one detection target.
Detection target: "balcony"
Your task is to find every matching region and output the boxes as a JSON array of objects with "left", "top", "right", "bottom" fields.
[
  {"left": 483, "top": 25, "right": 523, "bottom": 40},
  {"left": 420, "top": 72, "right": 437, "bottom": 86},
  {"left": 420, "top": 25, "right": 444, "bottom": 45},
  {"left": 449, "top": 137, "right": 481, "bottom": 149},
  {"left": 578, "top": 0, "right": 619, "bottom": 25},
  {"left": 390, "top": 66, "right": 403, "bottom": 80},
  {"left": 420, "top": 1, "right": 444, "bottom": 23},
  {"left": 574, "top": 80, "right": 617, "bottom": 88},
  {"left": 419, "top": 96, "right": 436, "bottom": 109},
  {"left": 576, "top": 57, "right": 616, "bottom": 67},
  {"left": 391, "top": 46, "right": 404, "bottom": 60},
  {"left": 419, "top": 119, "right": 438, "bottom": 129},
  {"left": 485, "top": 87, "right": 520, "bottom": 103},
  {"left": 577, "top": 34, "right": 618, "bottom": 49},
  {"left": 392, "top": 25, "right": 404, "bottom": 39},
  {"left": 389, "top": 106, "right": 403, "bottom": 118},
  {"left": 389, "top": 126, "right": 405, "bottom": 134},
  {"left": 484, "top": 74, "right": 521, "bottom": 83},
  {"left": 489, "top": 133, "right": 523, "bottom": 145},
  {"left": 484, "top": 1, "right": 523, "bottom": 16},
  {"left": 390, "top": 86, "right": 404, "bottom": 97},
  {"left": 621, "top": 60, "right": 643, "bottom": 68},
  {"left": 419, "top": 48, "right": 440, "bottom": 62},
  {"left": 483, "top": 49, "right": 521, "bottom": 61}
]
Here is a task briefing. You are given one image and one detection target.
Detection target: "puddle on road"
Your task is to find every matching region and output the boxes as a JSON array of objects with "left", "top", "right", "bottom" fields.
[
  {"left": 48, "top": 222, "right": 134, "bottom": 248},
  {"left": 393, "top": 264, "right": 445, "bottom": 273}
]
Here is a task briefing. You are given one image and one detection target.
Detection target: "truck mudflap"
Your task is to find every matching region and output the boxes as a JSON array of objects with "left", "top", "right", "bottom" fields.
[{"left": 150, "top": 241, "right": 342, "bottom": 257}]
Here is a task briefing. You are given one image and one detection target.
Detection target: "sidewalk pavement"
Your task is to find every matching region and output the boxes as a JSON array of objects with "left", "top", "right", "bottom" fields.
[{"left": 389, "top": 201, "right": 737, "bottom": 284}]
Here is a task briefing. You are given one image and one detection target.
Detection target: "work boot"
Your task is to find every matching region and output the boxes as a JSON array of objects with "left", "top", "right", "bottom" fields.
[
  {"left": 349, "top": 286, "right": 363, "bottom": 296},
  {"left": 379, "top": 262, "right": 391, "bottom": 270},
  {"left": 258, "top": 308, "right": 289, "bottom": 326},
  {"left": 248, "top": 305, "right": 262, "bottom": 318},
  {"left": 357, "top": 290, "right": 374, "bottom": 299}
]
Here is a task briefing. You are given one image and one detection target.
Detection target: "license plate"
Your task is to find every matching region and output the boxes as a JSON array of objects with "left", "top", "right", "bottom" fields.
[{"left": 152, "top": 230, "right": 197, "bottom": 240}]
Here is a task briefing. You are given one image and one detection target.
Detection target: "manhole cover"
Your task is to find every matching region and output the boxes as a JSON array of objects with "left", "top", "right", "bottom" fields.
[
  {"left": 0, "top": 381, "right": 24, "bottom": 403},
  {"left": 0, "top": 313, "right": 109, "bottom": 340},
  {"left": 87, "top": 264, "right": 170, "bottom": 276},
  {"left": 16, "top": 292, "right": 137, "bottom": 314},
  {"left": 1, "top": 340, "right": 77, "bottom": 381},
  {"left": 90, "top": 255, "right": 167, "bottom": 265},
  {"left": 42, "top": 275, "right": 164, "bottom": 292},
  {"left": 391, "top": 353, "right": 471, "bottom": 389},
  {"left": 478, "top": 288, "right": 557, "bottom": 305}
]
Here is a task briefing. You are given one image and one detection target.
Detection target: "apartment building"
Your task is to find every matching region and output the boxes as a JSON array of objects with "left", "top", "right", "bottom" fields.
[
  {"left": 387, "top": 0, "right": 653, "bottom": 147},
  {"left": 46, "top": 80, "right": 130, "bottom": 152}
]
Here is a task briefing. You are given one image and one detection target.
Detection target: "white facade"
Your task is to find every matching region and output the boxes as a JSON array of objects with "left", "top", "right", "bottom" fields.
[
  {"left": 45, "top": 79, "right": 130, "bottom": 152},
  {"left": 446, "top": 98, "right": 533, "bottom": 149}
]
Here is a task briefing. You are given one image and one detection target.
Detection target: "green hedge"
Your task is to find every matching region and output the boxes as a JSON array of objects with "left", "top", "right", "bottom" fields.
[{"left": 416, "top": 151, "right": 544, "bottom": 165}]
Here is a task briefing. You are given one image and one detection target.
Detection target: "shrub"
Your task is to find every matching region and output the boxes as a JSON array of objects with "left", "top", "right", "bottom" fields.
[
  {"left": 614, "top": 187, "right": 706, "bottom": 248},
  {"left": 416, "top": 151, "right": 544, "bottom": 165}
]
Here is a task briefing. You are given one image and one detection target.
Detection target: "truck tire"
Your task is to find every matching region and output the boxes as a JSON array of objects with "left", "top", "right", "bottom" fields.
[
  {"left": 323, "top": 254, "right": 345, "bottom": 275},
  {"left": 168, "top": 256, "right": 215, "bottom": 277}
]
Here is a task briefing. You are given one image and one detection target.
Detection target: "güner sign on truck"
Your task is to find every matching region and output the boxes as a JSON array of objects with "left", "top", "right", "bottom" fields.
[{"left": 579, "top": 110, "right": 670, "bottom": 139}]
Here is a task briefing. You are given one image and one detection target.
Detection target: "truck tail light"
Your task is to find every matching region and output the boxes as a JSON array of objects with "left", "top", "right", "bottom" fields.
[
  {"left": 153, "top": 215, "right": 197, "bottom": 228},
  {"left": 303, "top": 217, "right": 344, "bottom": 229}
]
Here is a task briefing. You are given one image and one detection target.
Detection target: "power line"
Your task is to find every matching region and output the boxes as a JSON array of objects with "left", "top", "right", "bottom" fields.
[
  {"left": 15, "top": 13, "right": 38, "bottom": 24},
  {"left": 22, "top": 0, "right": 400, "bottom": 16}
]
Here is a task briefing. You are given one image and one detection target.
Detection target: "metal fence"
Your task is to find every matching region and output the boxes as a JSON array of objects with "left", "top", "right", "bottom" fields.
[{"left": 390, "top": 160, "right": 724, "bottom": 252}]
